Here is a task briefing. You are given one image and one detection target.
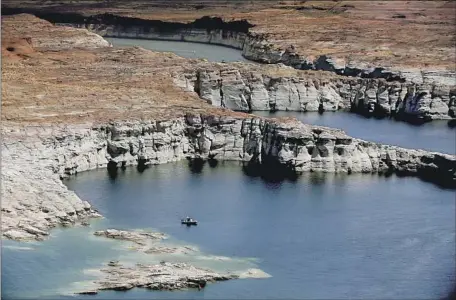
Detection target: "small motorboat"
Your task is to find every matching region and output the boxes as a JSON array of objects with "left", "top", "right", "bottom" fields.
[{"left": 181, "top": 217, "right": 198, "bottom": 226}]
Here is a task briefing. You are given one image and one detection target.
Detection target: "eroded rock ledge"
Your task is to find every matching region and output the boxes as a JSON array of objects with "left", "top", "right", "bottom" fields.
[
  {"left": 175, "top": 66, "right": 456, "bottom": 121},
  {"left": 2, "top": 13, "right": 454, "bottom": 122},
  {"left": 72, "top": 228, "right": 269, "bottom": 294},
  {"left": 2, "top": 115, "right": 455, "bottom": 241},
  {"left": 88, "top": 261, "right": 238, "bottom": 292},
  {"left": 31, "top": 14, "right": 456, "bottom": 121},
  {"left": 3, "top": 9, "right": 453, "bottom": 84},
  {"left": 9, "top": 11, "right": 451, "bottom": 84}
]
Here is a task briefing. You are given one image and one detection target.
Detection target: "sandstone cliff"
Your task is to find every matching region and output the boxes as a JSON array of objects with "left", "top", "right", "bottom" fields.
[
  {"left": 174, "top": 66, "right": 456, "bottom": 121},
  {"left": 56, "top": 22, "right": 456, "bottom": 122},
  {"left": 1, "top": 14, "right": 455, "bottom": 242},
  {"left": 2, "top": 115, "right": 455, "bottom": 241},
  {"left": 3, "top": 11, "right": 455, "bottom": 121}
]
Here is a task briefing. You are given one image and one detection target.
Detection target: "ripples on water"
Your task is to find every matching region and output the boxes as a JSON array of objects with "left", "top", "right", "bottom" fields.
[{"left": 3, "top": 162, "right": 454, "bottom": 299}]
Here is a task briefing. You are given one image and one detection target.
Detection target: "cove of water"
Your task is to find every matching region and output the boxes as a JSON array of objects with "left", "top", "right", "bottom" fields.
[
  {"left": 105, "top": 37, "right": 248, "bottom": 62},
  {"left": 3, "top": 161, "right": 455, "bottom": 299}
]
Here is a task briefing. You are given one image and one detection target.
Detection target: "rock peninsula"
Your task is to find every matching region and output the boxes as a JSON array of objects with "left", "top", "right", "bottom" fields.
[
  {"left": 1, "top": 11, "right": 455, "bottom": 295},
  {"left": 2, "top": 13, "right": 455, "bottom": 242}
]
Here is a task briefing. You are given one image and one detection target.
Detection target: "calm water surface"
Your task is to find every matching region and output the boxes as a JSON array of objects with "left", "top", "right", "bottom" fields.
[
  {"left": 3, "top": 162, "right": 455, "bottom": 299},
  {"left": 108, "top": 38, "right": 455, "bottom": 154},
  {"left": 255, "top": 111, "right": 455, "bottom": 155},
  {"left": 3, "top": 40, "right": 455, "bottom": 300},
  {"left": 106, "top": 37, "right": 248, "bottom": 62}
]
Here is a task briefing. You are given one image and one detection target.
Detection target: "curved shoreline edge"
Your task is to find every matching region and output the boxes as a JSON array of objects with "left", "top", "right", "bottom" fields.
[
  {"left": 2, "top": 115, "right": 455, "bottom": 242},
  {"left": 1, "top": 12, "right": 454, "bottom": 297}
]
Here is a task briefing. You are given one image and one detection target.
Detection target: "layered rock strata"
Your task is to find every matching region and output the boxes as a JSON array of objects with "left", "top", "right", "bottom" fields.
[
  {"left": 174, "top": 66, "right": 456, "bottom": 121},
  {"left": 2, "top": 115, "right": 455, "bottom": 241},
  {"left": 3, "top": 12, "right": 454, "bottom": 121},
  {"left": 64, "top": 23, "right": 455, "bottom": 121},
  {"left": 68, "top": 21, "right": 456, "bottom": 85},
  {"left": 82, "top": 261, "right": 238, "bottom": 293}
]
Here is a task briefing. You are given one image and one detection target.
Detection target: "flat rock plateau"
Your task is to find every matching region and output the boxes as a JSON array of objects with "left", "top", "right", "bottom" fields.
[{"left": 1, "top": 2, "right": 455, "bottom": 295}]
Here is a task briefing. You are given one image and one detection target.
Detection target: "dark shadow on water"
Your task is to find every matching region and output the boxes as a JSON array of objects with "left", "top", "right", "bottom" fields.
[
  {"left": 307, "top": 172, "right": 328, "bottom": 186},
  {"left": 241, "top": 160, "right": 299, "bottom": 186},
  {"left": 107, "top": 161, "right": 118, "bottom": 181},
  {"left": 136, "top": 158, "right": 149, "bottom": 173},
  {"left": 442, "top": 283, "right": 456, "bottom": 300},
  {"left": 208, "top": 158, "right": 218, "bottom": 168},
  {"left": 187, "top": 157, "right": 205, "bottom": 174},
  {"left": 447, "top": 119, "right": 456, "bottom": 129}
]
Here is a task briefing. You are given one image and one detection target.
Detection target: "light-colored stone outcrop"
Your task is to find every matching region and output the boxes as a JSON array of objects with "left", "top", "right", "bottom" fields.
[
  {"left": 83, "top": 261, "right": 238, "bottom": 293},
  {"left": 175, "top": 66, "right": 456, "bottom": 120},
  {"left": 74, "top": 228, "right": 268, "bottom": 293},
  {"left": 67, "top": 23, "right": 454, "bottom": 121},
  {"left": 70, "top": 24, "right": 248, "bottom": 50},
  {"left": 70, "top": 23, "right": 455, "bottom": 87},
  {"left": 2, "top": 115, "right": 455, "bottom": 241},
  {"left": 93, "top": 229, "right": 167, "bottom": 244}
]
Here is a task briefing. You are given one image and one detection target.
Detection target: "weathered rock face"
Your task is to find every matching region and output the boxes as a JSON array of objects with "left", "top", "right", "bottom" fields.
[
  {"left": 87, "top": 261, "right": 238, "bottom": 293},
  {"left": 64, "top": 21, "right": 455, "bottom": 87},
  {"left": 242, "top": 37, "right": 456, "bottom": 85},
  {"left": 93, "top": 229, "right": 167, "bottom": 244},
  {"left": 63, "top": 23, "right": 248, "bottom": 50},
  {"left": 36, "top": 21, "right": 453, "bottom": 122},
  {"left": 1, "top": 14, "right": 110, "bottom": 51},
  {"left": 176, "top": 67, "right": 456, "bottom": 120},
  {"left": 2, "top": 114, "right": 455, "bottom": 241}
]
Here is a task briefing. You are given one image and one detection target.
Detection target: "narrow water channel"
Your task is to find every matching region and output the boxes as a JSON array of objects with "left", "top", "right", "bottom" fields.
[{"left": 2, "top": 162, "right": 455, "bottom": 299}]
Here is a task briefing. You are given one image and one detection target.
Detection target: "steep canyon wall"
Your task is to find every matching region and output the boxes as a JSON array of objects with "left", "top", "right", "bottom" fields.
[{"left": 3, "top": 115, "right": 455, "bottom": 241}]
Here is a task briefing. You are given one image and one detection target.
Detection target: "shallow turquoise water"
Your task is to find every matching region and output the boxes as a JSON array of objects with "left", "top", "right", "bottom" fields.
[{"left": 3, "top": 162, "right": 455, "bottom": 299}]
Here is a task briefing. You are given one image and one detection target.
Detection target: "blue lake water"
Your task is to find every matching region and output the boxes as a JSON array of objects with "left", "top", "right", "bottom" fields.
[
  {"left": 107, "top": 38, "right": 455, "bottom": 155},
  {"left": 3, "top": 162, "right": 455, "bottom": 299},
  {"left": 3, "top": 39, "right": 455, "bottom": 300},
  {"left": 255, "top": 111, "right": 456, "bottom": 155}
]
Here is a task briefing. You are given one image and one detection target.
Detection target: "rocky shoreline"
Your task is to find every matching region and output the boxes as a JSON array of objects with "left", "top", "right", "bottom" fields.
[
  {"left": 3, "top": 115, "right": 456, "bottom": 241},
  {"left": 1, "top": 13, "right": 455, "bottom": 297},
  {"left": 52, "top": 20, "right": 456, "bottom": 122},
  {"left": 68, "top": 228, "right": 269, "bottom": 294},
  {"left": 174, "top": 65, "right": 456, "bottom": 121}
]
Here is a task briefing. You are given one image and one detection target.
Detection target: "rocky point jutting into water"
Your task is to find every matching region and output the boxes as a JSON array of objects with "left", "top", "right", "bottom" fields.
[{"left": 2, "top": 13, "right": 455, "bottom": 242}]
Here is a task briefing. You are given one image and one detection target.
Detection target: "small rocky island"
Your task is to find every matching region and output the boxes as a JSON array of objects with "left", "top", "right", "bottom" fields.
[{"left": 1, "top": 0, "right": 455, "bottom": 297}]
